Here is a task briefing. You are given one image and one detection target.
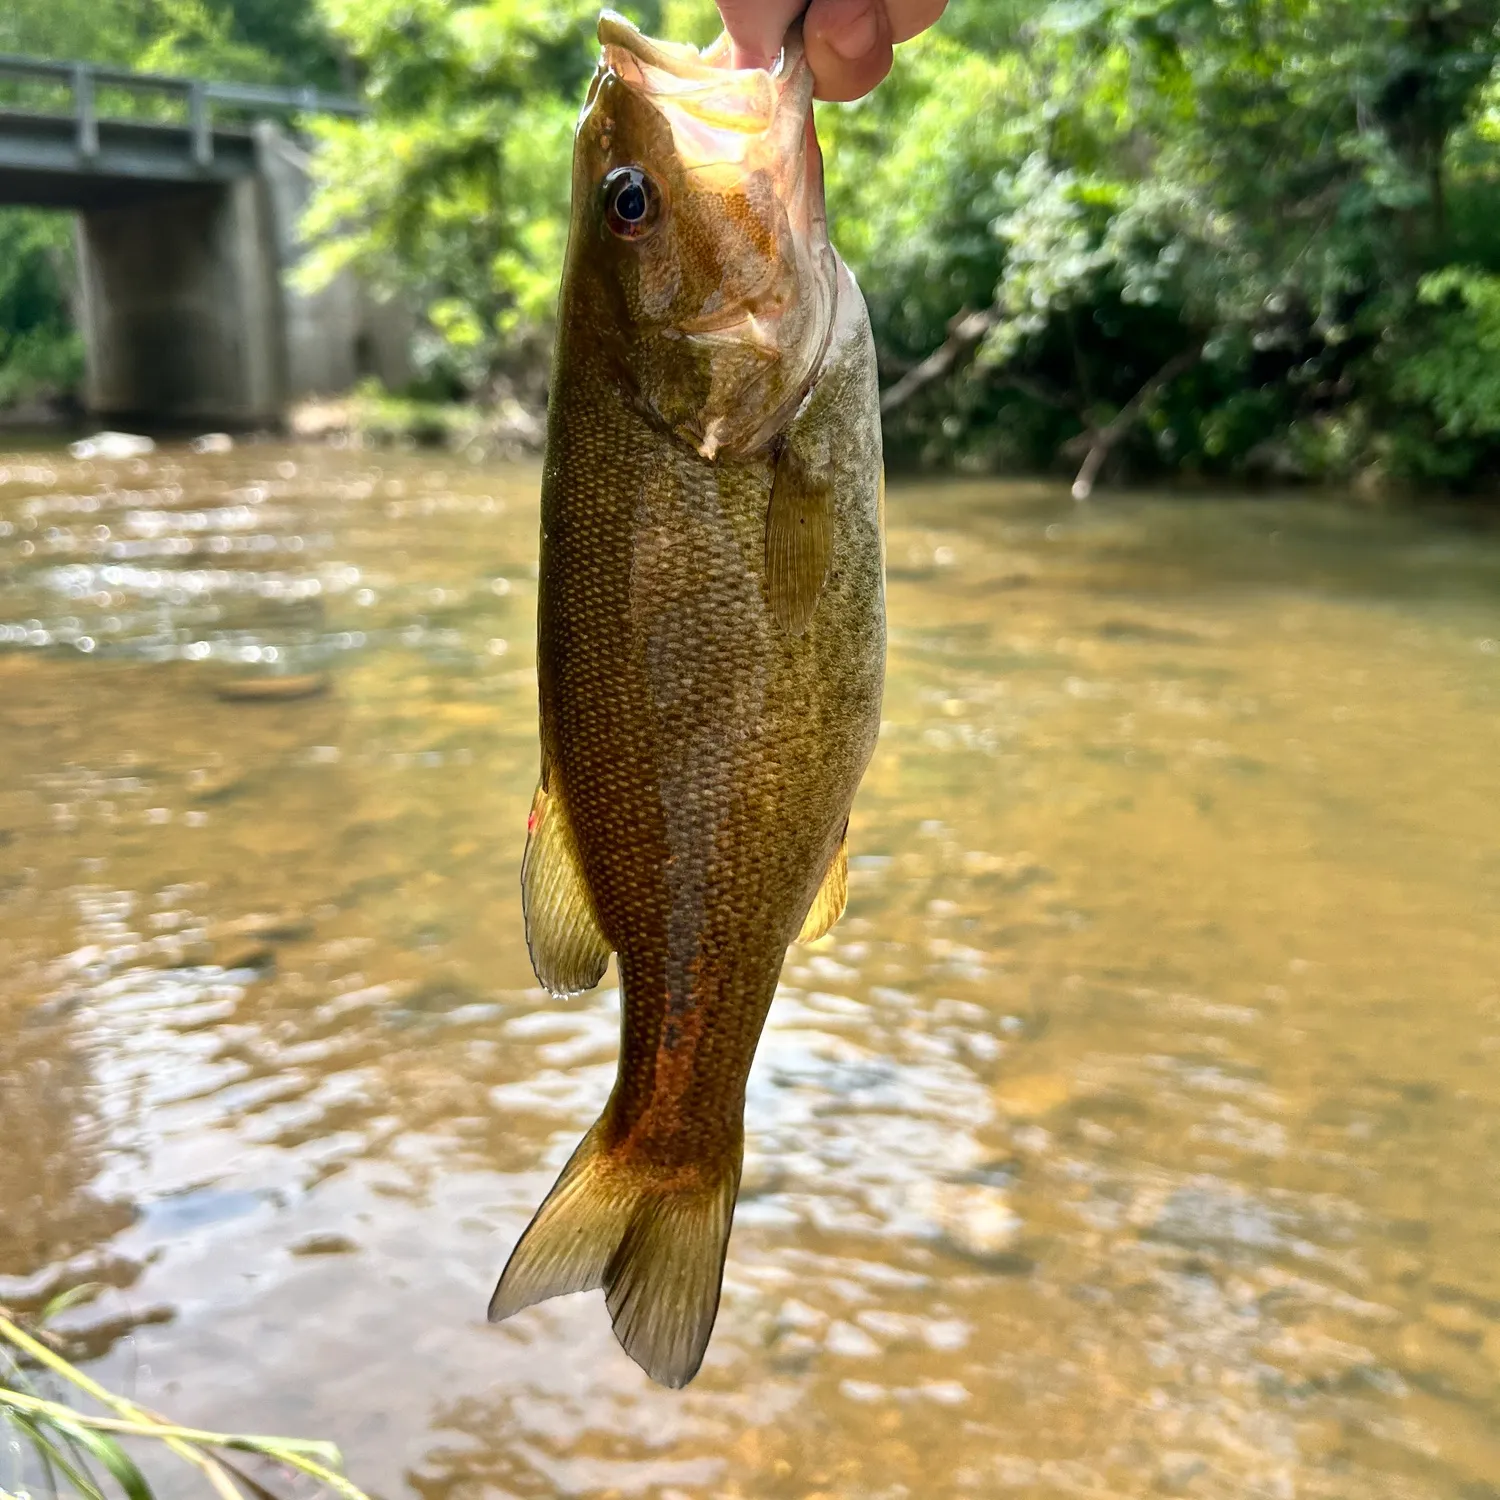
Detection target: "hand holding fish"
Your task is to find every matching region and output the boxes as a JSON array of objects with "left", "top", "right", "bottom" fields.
[{"left": 717, "top": 0, "right": 948, "bottom": 99}]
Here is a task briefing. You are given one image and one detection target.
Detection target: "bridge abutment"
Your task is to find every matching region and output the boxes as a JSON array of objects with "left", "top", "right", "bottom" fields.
[
  {"left": 253, "top": 123, "right": 411, "bottom": 403},
  {"left": 76, "top": 175, "right": 284, "bottom": 427}
]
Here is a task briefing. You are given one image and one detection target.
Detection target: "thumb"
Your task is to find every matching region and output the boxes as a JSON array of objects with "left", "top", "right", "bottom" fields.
[{"left": 716, "top": 0, "right": 807, "bottom": 67}]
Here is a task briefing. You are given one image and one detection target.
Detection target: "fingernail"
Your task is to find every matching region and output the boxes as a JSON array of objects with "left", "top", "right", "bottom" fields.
[{"left": 826, "top": 2, "right": 882, "bottom": 61}]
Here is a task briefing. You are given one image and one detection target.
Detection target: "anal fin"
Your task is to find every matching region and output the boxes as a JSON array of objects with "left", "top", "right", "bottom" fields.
[
  {"left": 797, "top": 831, "right": 849, "bottom": 943},
  {"left": 522, "top": 780, "right": 611, "bottom": 997}
]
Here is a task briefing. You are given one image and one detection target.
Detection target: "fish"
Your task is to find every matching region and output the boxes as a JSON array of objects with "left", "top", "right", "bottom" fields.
[{"left": 487, "top": 10, "right": 886, "bottom": 1389}]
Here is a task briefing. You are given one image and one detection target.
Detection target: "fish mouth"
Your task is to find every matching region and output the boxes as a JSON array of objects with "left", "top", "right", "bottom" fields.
[
  {"left": 596, "top": 10, "right": 815, "bottom": 175},
  {"left": 597, "top": 11, "right": 742, "bottom": 82}
]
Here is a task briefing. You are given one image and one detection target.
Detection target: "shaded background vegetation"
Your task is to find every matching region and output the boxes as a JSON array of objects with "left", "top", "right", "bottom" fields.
[{"left": 3, "top": 0, "right": 1500, "bottom": 492}]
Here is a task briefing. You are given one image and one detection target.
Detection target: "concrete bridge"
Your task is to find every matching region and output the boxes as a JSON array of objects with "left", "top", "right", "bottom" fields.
[{"left": 0, "top": 55, "right": 409, "bottom": 427}]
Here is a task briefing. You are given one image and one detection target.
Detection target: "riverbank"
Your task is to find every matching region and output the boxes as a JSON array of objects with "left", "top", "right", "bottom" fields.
[
  {"left": 0, "top": 385, "right": 547, "bottom": 460},
  {"left": 4, "top": 388, "right": 1497, "bottom": 510},
  {"left": 288, "top": 386, "right": 544, "bottom": 459}
]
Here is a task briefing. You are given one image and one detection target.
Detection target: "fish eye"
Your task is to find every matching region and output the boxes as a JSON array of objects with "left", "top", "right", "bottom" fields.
[{"left": 603, "top": 166, "right": 663, "bottom": 241}]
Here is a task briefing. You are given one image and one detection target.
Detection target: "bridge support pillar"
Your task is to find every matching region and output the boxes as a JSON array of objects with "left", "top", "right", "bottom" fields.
[
  {"left": 76, "top": 177, "right": 285, "bottom": 427},
  {"left": 252, "top": 122, "right": 412, "bottom": 401}
]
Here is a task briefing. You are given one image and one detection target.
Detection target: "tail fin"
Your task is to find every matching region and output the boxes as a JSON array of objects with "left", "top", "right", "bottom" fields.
[{"left": 487, "top": 1117, "right": 741, "bottom": 1389}]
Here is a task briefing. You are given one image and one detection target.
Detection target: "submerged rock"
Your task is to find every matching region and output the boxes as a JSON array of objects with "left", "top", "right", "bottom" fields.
[
  {"left": 992, "top": 1071, "right": 1073, "bottom": 1120},
  {"left": 289, "top": 1232, "right": 359, "bottom": 1256},
  {"left": 214, "top": 673, "right": 330, "bottom": 703},
  {"left": 1423, "top": 1298, "right": 1489, "bottom": 1344},
  {"left": 69, "top": 431, "right": 156, "bottom": 461},
  {"left": 916, "top": 1180, "right": 1025, "bottom": 1263}
]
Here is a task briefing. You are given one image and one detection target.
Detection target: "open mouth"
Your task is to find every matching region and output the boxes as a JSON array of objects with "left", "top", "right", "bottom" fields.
[{"left": 595, "top": 10, "right": 813, "bottom": 171}]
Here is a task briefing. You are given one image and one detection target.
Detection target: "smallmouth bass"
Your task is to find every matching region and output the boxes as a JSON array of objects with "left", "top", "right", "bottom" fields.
[{"left": 488, "top": 11, "right": 886, "bottom": 1388}]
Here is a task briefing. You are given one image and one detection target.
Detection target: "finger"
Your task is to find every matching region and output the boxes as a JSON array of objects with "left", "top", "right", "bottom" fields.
[
  {"left": 804, "top": 0, "right": 893, "bottom": 102},
  {"left": 886, "top": 0, "right": 948, "bottom": 44},
  {"left": 718, "top": 0, "right": 807, "bottom": 68}
]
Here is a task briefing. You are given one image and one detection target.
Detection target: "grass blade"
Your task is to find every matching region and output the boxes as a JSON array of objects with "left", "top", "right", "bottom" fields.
[
  {"left": 38, "top": 1285, "right": 105, "bottom": 1325},
  {"left": 45, "top": 1412, "right": 157, "bottom": 1500},
  {"left": 223, "top": 1438, "right": 342, "bottom": 1465},
  {"left": 9, "top": 1414, "right": 107, "bottom": 1500},
  {"left": 0, "top": 1317, "right": 370, "bottom": 1500},
  {"left": 210, "top": 1452, "right": 288, "bottom": 1500}
]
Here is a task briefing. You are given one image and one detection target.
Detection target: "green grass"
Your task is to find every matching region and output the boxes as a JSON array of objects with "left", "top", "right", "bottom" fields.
[{"left": 0, "top": 1295, "right": 373, "bottom": 1500}]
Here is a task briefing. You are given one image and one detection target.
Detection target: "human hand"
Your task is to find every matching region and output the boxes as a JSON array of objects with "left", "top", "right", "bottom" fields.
[{"left": 716, "top": 0, "right": 948, "bottom": 102}]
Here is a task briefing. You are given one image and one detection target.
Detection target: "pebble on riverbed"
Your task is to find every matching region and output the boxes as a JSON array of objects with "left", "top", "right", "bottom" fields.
[
  {"left": 289, "top": 1232, "right": 360, "bottom": 1257},
  {"left": 1423, "top": 1298, "right": 1489, "bottom": 1344},
  {"left": 214, "top": 672, "right": 331, "bottom": 703},
  {"left": 206, "top": 909, "right": 314, "bottom": 972},
  {"left": 68, "top": 431, "right": 155, "bottom": 461},
  {"left": 915, "top": 1181, "right": 1025, "bottom": 1264},
  {"left": 216, "top": 943, "right": 276, "bottom": 973},
  {"left": 991, "top": 1071, "right": 1073, "bottom": 1119},
  {"left": 210, "top": 911, "right": 316, "bottom": 946},
  {"left": 1396, "top": 1321, "right": 1496, "bottom": 1397}
]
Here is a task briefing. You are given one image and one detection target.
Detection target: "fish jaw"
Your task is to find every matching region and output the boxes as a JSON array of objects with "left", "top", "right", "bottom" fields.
[{"left": 569, "top": 12, "right": 838, "bottom": 460}]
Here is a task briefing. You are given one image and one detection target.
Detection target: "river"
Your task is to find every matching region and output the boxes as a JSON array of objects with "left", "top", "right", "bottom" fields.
[{"left": 1, "top": 442, "right": 1498, "bottom": 1499}]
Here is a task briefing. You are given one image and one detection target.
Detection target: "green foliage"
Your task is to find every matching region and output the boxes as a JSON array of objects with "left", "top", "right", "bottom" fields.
[
  {"left": 870, "top": 0, "right": 1500, "bottom": 486},
  {"left": 0, "top": 0, "right": 310, "bottom": 85},
  {"left": 1403, "top": 266, "right": 1500, "bottom": 439},
  {"left": 133, "top": 0, "right": 287, "bottom": 82},
  {"left": 295, "top": 0, "right": 1043, "bottom": 401},
  {"left": 3, "top": 0, "right": 1499, "bottom": 490},
  {"left": 301, "top": 0, "right": 1500, "bottom": 487},
  {"left": 0, "top": 214, "right": 83, "bottom": 409},
  {"left": 822, "top": 35, "right": 1029, "bottom": 360},
  {"left": 221, "top": 0, "right": 345, "bottom": 88},
  {"left": 300, "top": 0, "right": 679, "bottom": 394}
]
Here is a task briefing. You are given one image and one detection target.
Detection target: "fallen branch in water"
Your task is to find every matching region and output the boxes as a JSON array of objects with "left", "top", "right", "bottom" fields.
[
  {"left": 881, "top": 309, "right": 1203, "bottom": 500},
  {"left": 0, "top": 1305, "right": 373, "bottom": 1500},
  {"left": 1067, "top": 343, "right": 1204, "bottom": 501},
  {"left": 879, "top": 307, "right": 1000, "bottom": 416}
]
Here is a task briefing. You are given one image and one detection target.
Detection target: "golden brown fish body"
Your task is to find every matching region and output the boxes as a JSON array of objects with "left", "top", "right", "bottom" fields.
[{"left": 488, "top": 13, "right": 885, "bottom": 1388}]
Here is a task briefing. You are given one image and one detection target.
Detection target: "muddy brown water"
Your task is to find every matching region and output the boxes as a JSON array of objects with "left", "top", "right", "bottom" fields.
[{"left": 1, "top": 443, "right": 1499, "bottom": 1499}]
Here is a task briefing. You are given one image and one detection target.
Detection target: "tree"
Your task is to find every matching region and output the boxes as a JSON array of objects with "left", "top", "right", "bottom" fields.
[
  {"left": 296, "top": 0, "right": 1031, "bottom": 401},
  {"left": 884, "top": 0, "right": 1500, "bottom": 490},
  {"left": 298, "top": 1, "right": 665, "bottom": 397}
]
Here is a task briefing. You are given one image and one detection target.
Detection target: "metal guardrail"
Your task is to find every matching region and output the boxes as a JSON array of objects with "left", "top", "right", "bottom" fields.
[{"left": 0, "top": 53, "right": 365, "bottom": 168}]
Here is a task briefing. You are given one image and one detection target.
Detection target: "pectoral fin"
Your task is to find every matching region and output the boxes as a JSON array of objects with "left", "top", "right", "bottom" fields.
[
  {"left": 766, "top": 441, "right": 833, "bottom": 636},
  {"left": 796, "top": 831, "right": 849, "bottom": 943},
  {"left": 522, "top": 780, "right": 611, "bottom": 997}
]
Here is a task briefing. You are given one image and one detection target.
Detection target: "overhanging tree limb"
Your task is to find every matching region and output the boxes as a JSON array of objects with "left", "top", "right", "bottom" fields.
[
  {"left": 1069, "top": 342, "right": 1203, "bottom": 500},
  {"left": 880, "top": 307, "right": 1082, "bottom": 416},
  {"left": 878, "top": 308, "right": 998, "bottom": 415}
]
